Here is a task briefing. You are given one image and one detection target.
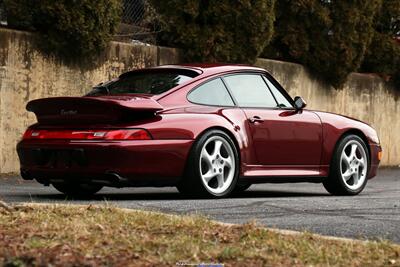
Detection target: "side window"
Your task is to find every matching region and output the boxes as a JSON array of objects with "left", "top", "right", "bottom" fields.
[
  {"left": 188, "top": 78, "right": 235, "bottom": 106},
  {"left": 263, "top": 76, "right": 293, "bottom": 108},
  {"left": 224, "top": 74, "right": 277, "bottom": 108}
]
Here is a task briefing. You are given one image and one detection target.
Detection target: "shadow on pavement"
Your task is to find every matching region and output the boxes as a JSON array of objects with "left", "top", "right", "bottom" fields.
[{"left": 23, "top": 189, "right": 329, "bottom": 201}]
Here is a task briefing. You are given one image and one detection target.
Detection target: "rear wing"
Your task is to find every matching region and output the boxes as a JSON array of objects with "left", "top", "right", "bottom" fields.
[
  {"left": 27, "top": 96, "right": 163, "bottom": 113},
  {"left": 26, "top": 96, "right": 163, "bottom": 125}
]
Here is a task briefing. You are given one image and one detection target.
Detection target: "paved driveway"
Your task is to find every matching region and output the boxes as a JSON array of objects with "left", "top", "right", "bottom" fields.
[{"left": 1, "top": 168, "right": 399, "bottom": 243}]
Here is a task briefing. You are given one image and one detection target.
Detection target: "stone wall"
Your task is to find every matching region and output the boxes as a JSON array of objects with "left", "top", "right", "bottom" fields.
[
  {"left": 0, "top": 28, "right": 181, "bottom": 173},
  {"left": 256, "top": 58, "right": 400, "bottom": 166}
]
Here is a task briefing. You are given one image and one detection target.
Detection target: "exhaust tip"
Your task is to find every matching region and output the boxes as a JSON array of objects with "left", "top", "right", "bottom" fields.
[{"left": 104, "top": 171, "right": 130, "bottom": 187}]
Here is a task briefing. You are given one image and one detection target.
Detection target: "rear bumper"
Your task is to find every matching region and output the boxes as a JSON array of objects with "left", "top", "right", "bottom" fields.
[
  {"left": 368, "top": 143, "right": 382, "bottom": 179},
  {"left": 17, "top": 139, "right": 194, "bottom": 186}
]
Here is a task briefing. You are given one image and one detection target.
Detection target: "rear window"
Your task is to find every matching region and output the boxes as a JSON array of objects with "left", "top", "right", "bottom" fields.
[{"left": 87, "top": 69, "right": 198, "bottom": 96}]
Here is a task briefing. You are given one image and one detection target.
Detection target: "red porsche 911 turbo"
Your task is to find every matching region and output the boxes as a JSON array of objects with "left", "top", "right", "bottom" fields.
[{"left": 17, "top": 64, "right": 382, "bottom": 198}]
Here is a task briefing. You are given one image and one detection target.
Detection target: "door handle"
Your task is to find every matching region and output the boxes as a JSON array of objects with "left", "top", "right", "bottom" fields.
[{"left": 248, "top": 116, "right": 264, "bottom": 123}]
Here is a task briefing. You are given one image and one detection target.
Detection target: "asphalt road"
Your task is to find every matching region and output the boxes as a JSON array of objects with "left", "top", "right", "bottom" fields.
[{"left": 1, "top": 168, "right": 399, "bottom": 243}]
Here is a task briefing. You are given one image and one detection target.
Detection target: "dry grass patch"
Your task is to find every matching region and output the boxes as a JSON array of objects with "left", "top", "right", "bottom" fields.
[{"left": 0, "top": 203, "right": 399, "bottom": 266}]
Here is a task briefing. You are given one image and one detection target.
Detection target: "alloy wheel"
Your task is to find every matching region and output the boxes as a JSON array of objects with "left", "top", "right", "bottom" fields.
[
  {"left": 340, "top": 140, "right": 368, "bottom": 191},
  {"left": 199, "top": 136, "right": 236, "bottom": 194}
]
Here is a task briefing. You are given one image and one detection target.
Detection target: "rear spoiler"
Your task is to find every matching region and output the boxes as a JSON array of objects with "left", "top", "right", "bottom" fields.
[
  {"left": 27, "top": 96, "right": 164, "bottom": 113},
  {"left": 26, "top": 96, "right": 163, "bottom": 124}
]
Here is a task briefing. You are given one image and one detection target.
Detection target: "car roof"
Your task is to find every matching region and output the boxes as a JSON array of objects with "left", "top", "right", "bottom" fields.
[
  {"left": 149, "top": 64, "right": 271, "bottom": 101},
  {"left": 116, "top": 64, "right": 270, "bottom": 101},
  {"left": 157, "top": 63, "right": 267, "bottom": 76},
  {"left": 119, "top": 64, "right": 268, "bottom": 79}
]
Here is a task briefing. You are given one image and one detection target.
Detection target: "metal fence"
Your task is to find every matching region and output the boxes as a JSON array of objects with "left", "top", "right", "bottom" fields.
[
  {"left": 122, "top": 0, "right": 146, "bottom": 25},
  {"left": 116, "top": 0, "right": 161, "bottom": 44}
]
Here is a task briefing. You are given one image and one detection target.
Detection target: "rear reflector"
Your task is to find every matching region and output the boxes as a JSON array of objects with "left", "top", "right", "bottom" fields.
[{"left": 22, "top": 129, "right": 151, "bottom": 140}]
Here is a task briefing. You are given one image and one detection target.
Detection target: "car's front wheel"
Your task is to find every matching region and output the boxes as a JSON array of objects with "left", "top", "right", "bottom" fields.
[
  {"left": 52, "top": 182, "right": 103, "bottom": 197},
  {"left": 323, "top": 134, "right": 369, "bottom": 195},
  {"left": 177, "top": 130, "right": 239, "bottom": 198}
]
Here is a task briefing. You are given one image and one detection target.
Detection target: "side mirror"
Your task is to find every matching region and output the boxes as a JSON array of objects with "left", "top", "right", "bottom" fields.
[{"left": 294, "top": 96, "right": 307, "bottom": 110}]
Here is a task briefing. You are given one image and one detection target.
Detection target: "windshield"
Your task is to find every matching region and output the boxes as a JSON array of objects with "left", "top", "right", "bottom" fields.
[{"left": 87, "top": 69, "right": 198, "bottom": 96}]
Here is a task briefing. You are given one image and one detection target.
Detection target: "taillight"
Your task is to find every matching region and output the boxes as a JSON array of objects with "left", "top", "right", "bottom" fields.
[
  {"left": 22, "top": 129, "right": 151, "bottom": 140},
  {"left": 104, "top": 129, "right": 151, "bottom": 140},
  {"left": 22, "top": 129, "right": 35, "bottom": 140}
]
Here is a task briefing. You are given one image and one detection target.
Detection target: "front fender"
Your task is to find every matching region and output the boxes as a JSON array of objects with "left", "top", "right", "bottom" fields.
[{"left": 315, "top": 111, "right": 381, "bottom": 170}]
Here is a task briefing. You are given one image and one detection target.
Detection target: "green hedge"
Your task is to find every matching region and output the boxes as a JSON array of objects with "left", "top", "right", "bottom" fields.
[
  {"left": 264, "top": 0, "right": 381, "bottom": 88},
  {"left": 362, "top": 33, "right": 400, "bottom": 76},
  {"left": 374, "top": 0, "right": 400, "bottom": 37},
  {"left": 4, "top": 0, "right": 121, "bottom": 62},
  {"left": 361, "top": 0, "right": 400, "bottom": 89},
  {"left": 151, "top": 0, "right": 275, "bottom": 64}
]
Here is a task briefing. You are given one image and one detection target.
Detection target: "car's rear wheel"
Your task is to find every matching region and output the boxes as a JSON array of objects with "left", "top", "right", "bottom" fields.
[
  {"left": 177, "top": 130, "right": 239, "bottom": 198},
  {"left": 232, "top": 182, "right": 252, "bottom": 194},
  {"left": 323, "top": 135, "right": 369, "bottom": 195},
  {"left": 52, "top": 182, "right": 103, "bottom": 197}
]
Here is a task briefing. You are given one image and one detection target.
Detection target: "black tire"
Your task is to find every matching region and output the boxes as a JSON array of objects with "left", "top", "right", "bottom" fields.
[
  {"left": 323, "top": 134, "right": 370, "bottom": 196},
  {"left": 52, "top": 183, "right": 103, "bottom": 197},
  {"left": 177, "top": 129, "right": 240, "bottom": 198},
  {"left": 232, "top": 182, "right": 252, "bottom": 194}
]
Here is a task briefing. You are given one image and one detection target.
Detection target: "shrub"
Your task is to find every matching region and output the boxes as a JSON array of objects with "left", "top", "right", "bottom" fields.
[
  {"left": 263, "top": 0, "right": 332, "bottom": 65},
  {"left": 361, "top": 0, "right": 400, "bottom": 90},
  {"left": 362, "top": 33, "right": 400, "bottom": 76},
  {"left": 264, "top": 0, "right": 381, "bottom": 88},
  {"left": 375, "top": 0, "right": 400, "bottom": 37},
  {"left": 151, "top": 0, "right": 276, "bottom": 64},
  {"left": 4, "top": 0, "right": 121, "bottom": 62}
]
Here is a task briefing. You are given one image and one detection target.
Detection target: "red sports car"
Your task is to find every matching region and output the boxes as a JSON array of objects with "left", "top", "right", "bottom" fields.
[{"left": 17, "top": 64, "right": 382, "bottom": 198}]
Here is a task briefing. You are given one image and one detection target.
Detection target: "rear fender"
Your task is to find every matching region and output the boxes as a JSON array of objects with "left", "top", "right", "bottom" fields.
[{"left": 141, "top": 108, "right": 255, "bottom": 172}]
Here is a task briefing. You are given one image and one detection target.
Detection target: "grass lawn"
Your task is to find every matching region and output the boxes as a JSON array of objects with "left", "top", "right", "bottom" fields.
[{"left": 0, "top": 203, "right": 399, "bottom": 266}]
